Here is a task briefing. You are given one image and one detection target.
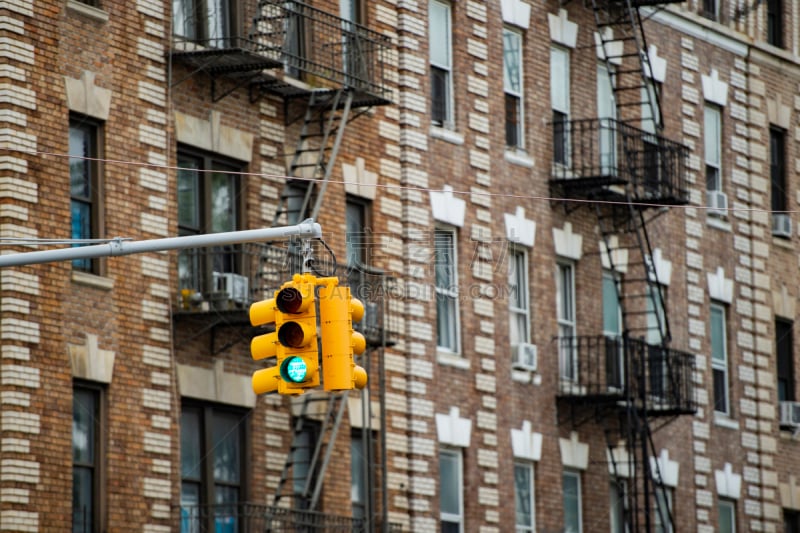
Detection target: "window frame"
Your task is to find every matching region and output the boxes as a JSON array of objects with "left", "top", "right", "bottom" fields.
[
  {"left": 776, "top": 317, "right": 795, "bottom": 402},
  {"left": 508, "top": 246, "right": 531, "bottom": 352},
  {"left": 551, "top": 45, "right": 571, "bottom": 166},
  {"left": 710, "top": 301, "right": 730, "bottom": 415},
  {"left": 439, "top": 448, "right": 464, "bottom": 532},
  {"left": 172, "top": 0, "right": 238, "bottom": 45},
  {"left": 770, "top": 126, "right": 787, "bottom": 213},
  {"left": 766, "top": 0, "right": 783, "bottom": 48},
  {"left": 514, "top": 461, "right": 535, "bottom": 533},
  {"left": 562, "top": 470, "right": 583, "bottom": 533},
  {"left": 704, "top": 104, "right": 722, "bottom": 193},
  {"left": 557, "top": 261, "right": 577, "bottom": 382},
  {"left": 72, "top": 381, "right": 106, "bottom": 533},
  {"left": 435, "top": 226, "right": 460, "bottom": 354},
  {"left": 504, "top": 26, "right": 524, "bottom": 150},
  {"left": 69, "top": 114, "right": 105, "bottom": 275},
  {"left": 429, "top": 0, "right": 454, "bottom": 128},
  {"left": 653, "top": 485, "right": 674, "bottom": 533},
  {"left": 718, "top": 498, "right": 737, "bottom": 533},
  {"left": 609, "top": 478, "right": 628, "bottom": 533},
  {"left": 177, "top": 148, "right": 246, "bottom": 300},
  {"left": 179, "top": 402, "right": 250, "bottom": 529}
]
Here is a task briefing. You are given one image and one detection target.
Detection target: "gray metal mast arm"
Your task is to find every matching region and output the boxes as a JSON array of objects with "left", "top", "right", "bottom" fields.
[{"left": 0, "top": 219, "right": 322, "bottom": 268}]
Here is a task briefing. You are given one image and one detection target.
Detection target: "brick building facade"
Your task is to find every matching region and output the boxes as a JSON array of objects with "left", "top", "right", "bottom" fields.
[{"left": 0, "top": 0, "right": 798, "bottom": 532}]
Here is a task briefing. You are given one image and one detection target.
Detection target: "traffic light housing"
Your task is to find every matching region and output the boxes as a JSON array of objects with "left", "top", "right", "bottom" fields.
[
  {"left": 250, "top": 274, "right": 320, "bottom": 395},
  {"left": 319, "top": 281, "right": 367, "bottom": 392}
]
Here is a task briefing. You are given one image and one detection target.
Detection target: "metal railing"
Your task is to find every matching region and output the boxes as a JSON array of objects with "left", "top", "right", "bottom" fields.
[
  {"left": 171, "top": 0, "right": 392, "bottom": 100},
  {"left": 550, "top": 118, "right": 689, "bottom": 203},
  {"left": 178, "top": 503, "right": 403, "bottom": 532},
  {"left": 556, "top": 335, "right": 696, "bottom": 415},
  {"left": 174, "top": 242, "right": 400, "bottom": 346}
]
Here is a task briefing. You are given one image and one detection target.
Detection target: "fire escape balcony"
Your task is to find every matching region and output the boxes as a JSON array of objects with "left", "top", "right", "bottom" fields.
[
  {"left": 594, "top": 0, "right": 685, "bottom": 7},
  {"left": 549, "top": 118, "right": 689, "bottom": 206},
  {"left": 556, "top": 335, "right": 696, "bottom": 416},
  {"left": 169, "top": 0, "right": 392, "bottom": 106},
  {"left": 177, "top": 502, "right": 403, "bottom": 532},
  {"left": 172, "top": 243, "right": 398, "bottom": 351}
]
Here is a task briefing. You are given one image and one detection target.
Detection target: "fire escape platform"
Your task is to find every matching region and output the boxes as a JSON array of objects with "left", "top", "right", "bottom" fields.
[
  {"left": 169, "top": 42, "right": 283, "bottom": 76},
  {"left": 555, "top": 335, "right": 697, "bottom": 417},
  {"left": 597, "top": 0, "right": 684, "bottom": 6},
  {"left": 549, "top": 117, "right": 690, "bottom": 207}
]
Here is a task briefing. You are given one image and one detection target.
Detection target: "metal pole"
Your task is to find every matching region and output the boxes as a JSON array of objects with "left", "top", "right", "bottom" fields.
[{"left": 0, "top": 219, "right": 322, "bottom": 268}]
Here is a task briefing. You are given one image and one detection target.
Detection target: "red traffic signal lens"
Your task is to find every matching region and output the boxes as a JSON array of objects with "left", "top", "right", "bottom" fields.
[
  {"left": 276, "top": 287, "right": 303, "bottom": 314},
  {"left": 278, "top": 322, "right": 305, "bottom": 348}
]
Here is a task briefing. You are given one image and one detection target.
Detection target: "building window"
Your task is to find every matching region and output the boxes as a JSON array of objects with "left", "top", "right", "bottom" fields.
[
  {"left": 604, "top": 271, "right": 624, "bottom": 389},
  {"left": 718, "top": 499, "right": 737, "bottom": 533},
  {"left": 177, "top": 151, "right": 244, "bottom": 303},
  {"left": 440, "top": 449, "right": 464, "bottom": 532},
  {"left": 351, "top": 433, "right": 367, "bottom": 521},
  {"left": 647, "top": 284, "right": 668, "bottom": 398},
  {"left": 514, "top": 462, "right": 535, "bottom": 533},
  {"left": 173, "top": 0, "right": 233, "bottom": 45},
  {"left": 557, "top": 262, "right": 577, "bottom": 381},
  {"left": 73, "top": 383, "right": 105, "bottom": 533},
  {"left": 767, "top": 0, "right": 783, "bottom": 47},
  {"left": 508, "top": 248, "right": 530, "bottom": 352},
  {"left": 702, "top": 0, "right": 719, "bottom": 20},
  {"left": 551, "top": 46, "right": 570, "bottom": 166},
  {"left": 504, "top": 27, "right": 524, "bottom": 149},
  {"left": 69, "top": 116, "right": 103, "bottom": 274},
  {"left": 435, "top": 227, "right": 460, "bottom": 353},
  {"left": 704, "top": 103, "right": 722, "bottom": 194},
  {"left": 609, "top": 479, "right": 628, "bottom": 533},
  {"left": 776, "top": 318, "right": 795, "bottom": 402},
  {"left": 710, "top": 302, "right": 730, "bottom": 415},
  {"left": 785, "top": 509, "right": 800, "bottom": 533},
  {"left": 654, "top": 486, "right": 674, "bottom": 533},
  {"left": 563, "top": 470, "right": 582, "bottom": 533},
  {"left": 346, "top": 196, "right": 371, "bottom": 289},
  {"left": 180, "top": 403, "right": 248, "bottom": 531},
  {"left": 430, "top": 0, "right": 453, "bottom": 127},
  {"left": 770, "top": 126, "right": 789, "bottom": 237},
  {"left": 597, "top": 64, "right": 617, "bottom": 174}
]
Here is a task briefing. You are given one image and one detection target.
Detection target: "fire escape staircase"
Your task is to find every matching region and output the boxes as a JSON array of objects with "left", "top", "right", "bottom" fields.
[
  {"left": 271, "top": 392, "right": 348, "bottom": 510},
  {"left": 576, "top": 0, "right": 690, "bottom": 533},
  {"left": 272, "top": 88, "right": 354, "bottom": 226}
]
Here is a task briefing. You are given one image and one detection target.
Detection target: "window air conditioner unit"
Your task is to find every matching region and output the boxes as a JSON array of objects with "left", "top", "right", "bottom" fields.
[
  {"left": 512, "top": 343, "right": 538, "bottom": 372},
  {"left": 706, "top": 190, "right": 728, "bottom": 216},
  {"left": 772, "top": 213, "right": 792, "bottom": 238},
  {"left": 216, "top": 273, "right": 249, "bottom": 304},
  {"left": 780, "top": 401, "right": 800, "bottom": 428}
]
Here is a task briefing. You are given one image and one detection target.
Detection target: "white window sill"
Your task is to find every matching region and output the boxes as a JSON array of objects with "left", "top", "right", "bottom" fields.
[
  {"left": 511, "top": 369, "right": 542, "bottom": 385},
  {"left": 505, "top": 150, "right": 534, "bottom": 168},
  {"left": 67, "top": 0, "right": 109, "bottom": 22},
  {"left": 713, "top": 413, "right": 739, "bottom": 430},
  {"left": 72, "top": 270, "right": 113, "bottom": 290},
  {"left": 430, "top": 126, "right": 464, "bottom": 145},
  {"left": 437, "top": 351, "right": 469, "bottom": 370},
  {"left": 706, "top": 215, "right": 731, "bottom": 232},
  {"left": 772, "top": 234, "right": 794, "bottom": 249}
]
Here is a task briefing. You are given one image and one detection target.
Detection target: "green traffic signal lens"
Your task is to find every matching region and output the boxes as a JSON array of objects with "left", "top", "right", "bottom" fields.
[
  {"left": 276, "top": 287, "right": 303, "bottom": 313},
  {"left": 280, "top": 356, "right": 308, "bottom": 383},
  {"left": 278, "top": 322, "right": 305, "bottom": 348}
]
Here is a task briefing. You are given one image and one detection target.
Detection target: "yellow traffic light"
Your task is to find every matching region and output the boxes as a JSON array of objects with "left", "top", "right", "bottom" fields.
[
  {"left": 273, "top": 274, "right": 320, "bottom": 394},
  {"left": 250, "top": 296, "right": 281, "bottom": 395},
  {"left": 319, "top": 280, "right": 367, "bottom": 392}
]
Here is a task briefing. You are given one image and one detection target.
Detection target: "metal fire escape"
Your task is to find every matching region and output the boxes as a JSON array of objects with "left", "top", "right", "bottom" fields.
[
  {"left": 169, "top": 1, "right": 395, "bottom": 530},
  {"left": 552, "top": 1, "right": 695, "bottom": 532}
]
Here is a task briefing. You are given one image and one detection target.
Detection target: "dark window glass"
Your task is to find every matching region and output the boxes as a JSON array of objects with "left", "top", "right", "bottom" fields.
[
  {"left": 431, "top": 66, "right": 449, "bottom": 126},
  {"left": 767, "top": 0, "right": 783, "bottom": 47},
  {"left": 73, "top": 385, "right": 102, "bottom": 533},
  {"left": 776, "top": 318, "right": 795, "bottom": 402},
  {"left": 770, "top": 127, "right": 787, "bottom": 212},
  {"left": 553, "top": 110, "right": 568, "bottom": 166},
  {"left": 786, "top": 509, "right": 800, "bottom": 533},
  {"left": 69, "top": 118, "right": 101, "bottom": 273},
  {"left": 180, "top": 404, "right": 247, "bottom": 532},
  {"left": 702, "top": 0, "right": 718, "bottom": 20},
  {"left": 173, "top": 0, "right": 233, "bottom": 45}
]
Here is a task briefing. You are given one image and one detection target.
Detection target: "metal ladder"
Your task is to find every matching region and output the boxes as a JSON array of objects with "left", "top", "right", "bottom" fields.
[
  {"left": 272, "top": 392, "right": 348, "bottom": 510},
  {"left": 592, "top": 0, "right": 662, "bottom": 132},
  {"left": 272, "top": 88, "right": 354, "bottom": 225}
]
